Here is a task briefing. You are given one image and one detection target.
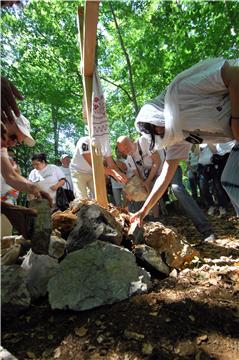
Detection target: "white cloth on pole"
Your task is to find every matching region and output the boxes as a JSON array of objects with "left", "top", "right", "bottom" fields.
[{"left": 91, "top": 70, "right": 111, "bottom": 157}]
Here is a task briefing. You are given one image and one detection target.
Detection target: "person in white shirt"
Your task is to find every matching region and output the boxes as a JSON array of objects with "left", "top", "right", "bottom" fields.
[
  {"left": 59, "top": 154, "right": 74, "bottom": 191},
  {"left": 29, "top": 153, "right": 66, "bottom": 206},
  {"left": 116, "top": 135, "right": 165, "bottom": 218},
  {"left": 131, "top": 58, "right": 239, "bottom": 225},
  {"left": 70, "top": 136, "right": 127, "bottom": 201}
]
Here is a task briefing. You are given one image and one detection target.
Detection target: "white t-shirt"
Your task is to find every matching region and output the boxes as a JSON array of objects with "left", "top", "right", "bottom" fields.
[
  {"left": 28, "top": 164, "right": 65, "bottom": 203},
  {"left": 198, "top": 144, "right": 213, "bottom": 165},
  {"left": 143, "top": 59, "right": 238, "bottom": 160},
  {"left": 60, "top": 166, "right": 73, "bottom": 190},
  {"left": 188, "top": 150, "right": 199, "bottom": 167},
  {"left": 70, "top": 137, "right": 92, "bottom": 174},
  {"left": 126, "top": 137, "right": 165, "bottom": 179},
  {"left": 216, "top": 140, "right": 236, "bottom": 156}
]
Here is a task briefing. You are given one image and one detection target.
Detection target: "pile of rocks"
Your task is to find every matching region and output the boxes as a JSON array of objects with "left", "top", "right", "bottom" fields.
[{"left": 1, "top": 199, "right": 199, "bottom": 314}]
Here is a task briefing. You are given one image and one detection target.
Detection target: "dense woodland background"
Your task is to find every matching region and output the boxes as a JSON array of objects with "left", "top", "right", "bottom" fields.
[{"left": 1, "top": 0, "right": 239, "bottom": 177}]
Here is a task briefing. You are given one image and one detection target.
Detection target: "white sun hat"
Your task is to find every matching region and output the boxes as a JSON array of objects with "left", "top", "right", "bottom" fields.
[{"left": 15, "top": 114, "right": 35, "bottom": 147}]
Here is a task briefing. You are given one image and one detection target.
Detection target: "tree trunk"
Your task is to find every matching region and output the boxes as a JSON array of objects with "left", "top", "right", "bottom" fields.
[{"left": 51, "top": 105, "right": 59, "bottom": 159}]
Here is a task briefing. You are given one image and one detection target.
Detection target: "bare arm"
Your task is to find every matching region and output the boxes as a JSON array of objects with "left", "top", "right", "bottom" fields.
[
  {"left": 105, "top": 156, "right": 128, "bottom": 184},
  {"left": 222, "top": 62, "right": 239, "bottom": 140},
  {"left": 131, "top": 158, "right": 180, "bottom": 225},
  {"left": 50, "top": 178, "right": 65, "bottom": 191},
  {"left": 1, "top": 153, "right": 52, "bottom": 205},
  {"left": 143, "top": 151, "right": 161, "bottom": 191}
]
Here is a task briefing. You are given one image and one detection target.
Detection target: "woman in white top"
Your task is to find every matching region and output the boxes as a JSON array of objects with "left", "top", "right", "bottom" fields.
[
  {"left": 131, "top": 58, "right": 239, "bottom": 224},
  {"left": 29, "top": 153, "right": 66, "bottom": 206}
]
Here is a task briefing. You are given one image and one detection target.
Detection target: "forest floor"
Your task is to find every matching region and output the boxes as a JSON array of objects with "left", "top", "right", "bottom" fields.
[{"left": 2, "top": 209, "right": 239, "bottom": 360}]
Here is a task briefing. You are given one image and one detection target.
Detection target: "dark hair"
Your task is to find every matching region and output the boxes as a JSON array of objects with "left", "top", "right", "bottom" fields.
[
  {"left": 31, "top": 153, "right": 48, "bottom": 163},
  {"left": 137, "top": 122, "right": 155, "bottom": 151}
]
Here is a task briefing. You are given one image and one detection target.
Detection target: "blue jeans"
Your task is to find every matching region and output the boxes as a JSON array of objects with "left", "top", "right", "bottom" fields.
[
  {"left": 188, "top": 168, "right": 199, "bottom": 200},
  {"left": 171, "top": 166, "right": 212, "bottom": 235},
  {"left": 221, "top": 144, "right": 239, "bottom": 216}
]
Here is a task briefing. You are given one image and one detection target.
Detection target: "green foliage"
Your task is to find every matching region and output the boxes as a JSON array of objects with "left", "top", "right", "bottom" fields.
[{"left": 1, "top": 0, "right": 239, "bottom": 177}]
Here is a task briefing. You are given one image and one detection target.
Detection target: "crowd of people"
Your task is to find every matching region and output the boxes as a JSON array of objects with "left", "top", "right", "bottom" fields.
[{"left": 1, "top": 2, "right": 238, "bottom": 242}]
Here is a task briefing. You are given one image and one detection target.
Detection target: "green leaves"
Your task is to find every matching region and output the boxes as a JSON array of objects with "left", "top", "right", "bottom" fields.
[{"left": 1, "top": 0, "right": 238, "bottom": 172}]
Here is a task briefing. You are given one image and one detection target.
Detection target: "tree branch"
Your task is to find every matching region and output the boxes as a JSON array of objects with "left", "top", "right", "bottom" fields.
[{"left": 100, "top": 76, "right": 133, "bottom": 102}]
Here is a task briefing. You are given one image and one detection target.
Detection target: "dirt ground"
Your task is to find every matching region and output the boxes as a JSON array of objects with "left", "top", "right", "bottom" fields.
[{"left": 2, "top": 210, "right": 239, "bottom": 360}]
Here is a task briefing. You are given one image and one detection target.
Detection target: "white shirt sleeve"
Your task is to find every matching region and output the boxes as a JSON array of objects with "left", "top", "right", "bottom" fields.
[
  {"left": 166, "top": 142, "right": 191, "bottom": 160},
  {"left": 78, "top": 137, "right": 91, "bottom": 155},
  {"left": 51, "top": 165, "right": 66, "bottom": 180}
]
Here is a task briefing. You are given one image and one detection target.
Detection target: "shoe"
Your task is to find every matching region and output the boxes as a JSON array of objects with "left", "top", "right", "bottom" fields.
[
  {"left": 219, "top": 207, "right": 226, "bottom": 216},
  {"left": 207, "top": 206, "right": 216, "bottom": 216},
  {"left": 203, "top": 233, "right": 216, "bottom": 243}
]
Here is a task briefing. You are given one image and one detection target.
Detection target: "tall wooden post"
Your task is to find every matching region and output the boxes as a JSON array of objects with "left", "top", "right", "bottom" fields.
[{"left": 77, "top": 1, "right": 108, "bottom": 208}]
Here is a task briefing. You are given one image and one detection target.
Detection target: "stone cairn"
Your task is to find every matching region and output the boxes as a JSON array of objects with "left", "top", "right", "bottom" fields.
[{"left": 1, "top": 198, "right": 199, "bottom": 313}]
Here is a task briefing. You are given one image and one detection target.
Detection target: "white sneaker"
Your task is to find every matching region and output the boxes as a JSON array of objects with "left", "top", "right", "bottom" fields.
[
  {"left": 207, "top": 206, "right": 215, "bottom": 216},
  {"left": 219, "top": 207, "right": 226, "bottom": 216}
]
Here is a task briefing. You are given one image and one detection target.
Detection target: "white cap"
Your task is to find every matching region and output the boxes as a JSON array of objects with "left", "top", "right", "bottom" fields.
[
  {"left": 60, "top": 154, "right": 70, "bottom": 161},
  {"left": 15, "top": 114, "right": 35, "bottom": 147}
]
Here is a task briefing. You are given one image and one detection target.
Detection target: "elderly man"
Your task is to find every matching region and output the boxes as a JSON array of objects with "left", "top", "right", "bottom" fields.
[{"left": 117, "top": 135, "right": 215, "bottom": 240}]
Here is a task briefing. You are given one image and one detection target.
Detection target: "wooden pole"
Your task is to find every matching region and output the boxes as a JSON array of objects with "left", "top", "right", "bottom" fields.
[{"left": 77, "top": 2, "right": 108, "bottom": 208}]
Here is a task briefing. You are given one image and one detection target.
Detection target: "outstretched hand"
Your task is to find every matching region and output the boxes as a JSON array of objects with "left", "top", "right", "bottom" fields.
[
  {"left": 1, "top": 76, "right": 24, "bottom": 123},
  {"left": 130, "top": 210, "right": 146, "bottom": 227},
  {"left": 30, "top": 184, "right": 53, "bottom": 207}
]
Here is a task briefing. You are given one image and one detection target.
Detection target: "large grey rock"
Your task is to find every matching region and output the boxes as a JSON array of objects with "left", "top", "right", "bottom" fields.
[
  {"left": 1, "top": 265, "right": 31, "bottom": 315},
  {"left": 21, "top": 250, "right": 59, "bottom": 299},
  {"left": 29, "top": 199, "right": 52, "bottom": 255},
  {"left": 133, "top": 244, "right": 170, "bottom": 275},
  {"left": 48, "top": 241, "right": 151, "bottom": 311},
  {"left": 66, "top": 204, "right": 123, "bottom": 252}
]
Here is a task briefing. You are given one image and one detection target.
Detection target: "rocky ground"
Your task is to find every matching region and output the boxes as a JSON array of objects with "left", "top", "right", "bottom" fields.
[{"left": 2, "top": 210, "right": 239, "bottom": 360}]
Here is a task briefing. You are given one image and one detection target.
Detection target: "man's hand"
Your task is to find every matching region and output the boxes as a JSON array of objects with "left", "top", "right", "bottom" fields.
[
  {"left": 50, "top": 184, "right": 59, "bottom": 191},
  {"left": 1, "top": 76, "right": 24, "bottom": 123},
  {"left": 30, "top": 184, "right": 52, "bottom": 206},
  {"left": 111, "top": 169, "right": 128, "bottom": 184}
]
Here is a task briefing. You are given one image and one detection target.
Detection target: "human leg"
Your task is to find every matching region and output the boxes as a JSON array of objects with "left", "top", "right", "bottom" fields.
[
  {"left": 221, "top": 145, "right": 239, "bottom": 216},
  {"left": 71, "top": 171, "right": 93, "bottom": 200},
  {"left": 188, "top": 169, "right": 198, "bottom": 200},
  {"left": 171, "top": 166, "right": 213, "bottom": 235}
]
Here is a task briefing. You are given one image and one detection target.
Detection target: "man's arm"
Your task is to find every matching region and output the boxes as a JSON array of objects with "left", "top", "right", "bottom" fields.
[
  {"left": 1, "top": 153, "right": 52, "bottom": 204},
  {"left": 143, "top": 151, "right": 161, "bottom": 192},
  {"left": 131, "top": 158, "right": 180, "bottom": 225},
  {"left": 222, "top": 62, "right": 239, "bottom": 140},
  {"left": 105, "top": 156, "right": 128, "bottom": 184}
]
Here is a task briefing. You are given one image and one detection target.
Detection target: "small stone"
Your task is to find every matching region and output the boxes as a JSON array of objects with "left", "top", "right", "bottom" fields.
[
  {"left": 74, "top": 326, "right": 88, "bottom": 337},
  {"left": 188, "top": 315, "right": 195, "bottom": 322},
  {"left": 169, "top": 269, "right": 178, "bottom": 278},
  {"left": 124, "top": 330, "right": 145, "bottom": 341},
  {"left": 196, "top": 334, "right": 208, "bottom": 344},
  {"left": 96, "top": 335, "right": 104, "bottom": 344},
  {"left": 149, "top": 312, "right": 158, "bottom": 317},
  {"left": 142, "top": 343, "right": 153, "bottom": 355}
]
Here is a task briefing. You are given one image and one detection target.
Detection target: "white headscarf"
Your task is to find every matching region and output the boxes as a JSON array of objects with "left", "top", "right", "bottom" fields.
[{"left": 135, "top": 58, "right": 226, "bottom": 149}]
